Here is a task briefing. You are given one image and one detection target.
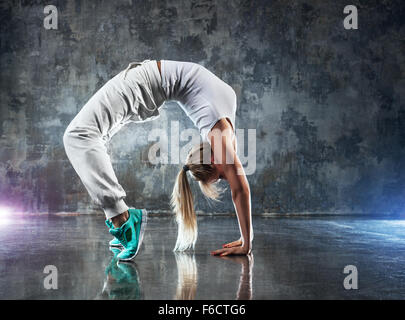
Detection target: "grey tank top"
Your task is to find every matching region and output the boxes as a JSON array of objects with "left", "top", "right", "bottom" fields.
[{"left": 160, "top": 60, "right": 237, "bottom": 142}]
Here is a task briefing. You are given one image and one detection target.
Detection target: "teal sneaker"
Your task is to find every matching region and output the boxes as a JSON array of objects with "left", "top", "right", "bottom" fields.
[
  {"left": 105, "top": 220, "right": 123, "bottom": 247},
  {"left": 109, "top": 238, "right": 123, "bottom": 247},
  {"left": 105, "top": 219, "right": 122, "bottom": 248},
  {"left": 105, "top": 208, "right": 147, "bottom": 262}
]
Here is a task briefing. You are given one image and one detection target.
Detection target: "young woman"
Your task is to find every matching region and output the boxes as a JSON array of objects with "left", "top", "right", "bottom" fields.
[{"left": 63, "top": 59, "right": 253, "bottom": 261}]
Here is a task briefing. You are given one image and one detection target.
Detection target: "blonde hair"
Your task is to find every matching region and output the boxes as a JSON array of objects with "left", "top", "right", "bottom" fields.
[{"left": 171, "top": 143, "right": 222, "bottom": 251}]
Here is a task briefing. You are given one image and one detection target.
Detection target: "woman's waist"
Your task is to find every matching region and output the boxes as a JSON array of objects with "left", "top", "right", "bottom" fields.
[{"left": 124, "top": 60, "right": 167, "bottom": 107}]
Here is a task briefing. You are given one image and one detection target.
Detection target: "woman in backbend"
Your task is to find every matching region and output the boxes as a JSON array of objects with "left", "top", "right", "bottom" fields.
[{"left": 63, "top": 59, "right": 253, "bottom": 262}]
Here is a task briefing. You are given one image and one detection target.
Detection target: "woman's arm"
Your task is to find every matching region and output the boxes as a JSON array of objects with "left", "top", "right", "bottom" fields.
[
  {"left": 227, "top": 161, "right": 252, "bottom": 254},
  {"left": 209, "top": 119, "right": 253, "bottom": 256}
]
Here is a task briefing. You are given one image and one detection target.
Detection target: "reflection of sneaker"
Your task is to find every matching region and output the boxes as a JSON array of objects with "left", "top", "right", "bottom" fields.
[
  {"left": 104, "top": 247, "right": 122, "bottom": 276},
  {"left": 106, "top": 208, "right": 147, "bottom": 262},
  {"left": 117, "top": 262, "right": 141, "bottom": 281},
  {"left": 109, "top": 238, "right": 123, "bottom": 247},
  {"left": 101, "top": 252, "right": 142, "bottom": 299}
]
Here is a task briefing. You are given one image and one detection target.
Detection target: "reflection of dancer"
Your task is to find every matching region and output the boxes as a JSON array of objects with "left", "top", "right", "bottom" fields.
[
  {"left": 218, "top": 254, "right": 254, "bottom": 300},
  {"left": 96, "top": 248, "right": 142, "bottom": 300},
  {"left": 63, "top": 60, "right": 253, "bottom": 261},
  {"left": 174, "top": 253, "right": 198, "bottom": 300}
]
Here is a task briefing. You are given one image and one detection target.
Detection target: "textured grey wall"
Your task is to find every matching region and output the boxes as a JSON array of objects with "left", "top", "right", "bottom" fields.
[{"left": 1, "top": 0, "right": 404, "bottom": 215}]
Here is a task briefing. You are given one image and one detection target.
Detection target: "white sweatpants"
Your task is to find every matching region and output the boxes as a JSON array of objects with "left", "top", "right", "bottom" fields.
[{"left": 63, "top": 59, "right": 166, "bottom": 219}]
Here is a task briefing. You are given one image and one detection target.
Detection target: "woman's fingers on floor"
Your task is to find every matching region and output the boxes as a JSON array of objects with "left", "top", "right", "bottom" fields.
[
  {"left": 211, "top": 248, "right": 228, "bottom": 255},
  {"left": 223, "top": 242, "right": 234, "bottom": 248},
  {"left": 211, "top": 247, "right": 240, "bottom": 256},
  {"left": 223, "top": 239, "right": 242, "bottom": 248}
]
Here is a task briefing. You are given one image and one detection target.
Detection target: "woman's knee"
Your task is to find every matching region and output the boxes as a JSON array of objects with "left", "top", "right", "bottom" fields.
[
  {"left": 63, "top": 120, "right": 83, "bottom": 151},
  {"left": 63, "top": 126, "right": 75, "bottom": 153}
]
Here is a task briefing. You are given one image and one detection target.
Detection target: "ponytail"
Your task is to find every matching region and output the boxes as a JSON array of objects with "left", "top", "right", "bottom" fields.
[
  {"left": 171, "top": 168, "right": 197, "bottom": 251},
  {"left": 171, "top": 143, "right": 225, "bottom": 251}
]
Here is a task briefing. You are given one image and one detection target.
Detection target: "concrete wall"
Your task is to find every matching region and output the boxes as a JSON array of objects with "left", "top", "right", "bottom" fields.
[{"left": 1, "top": 0, "right": 404, "bottom": 215}]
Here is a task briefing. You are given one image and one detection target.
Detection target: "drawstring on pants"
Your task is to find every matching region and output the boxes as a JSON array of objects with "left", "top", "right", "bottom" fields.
[{"left": 122, "top": 60, "right": 151, "bottom": 80}]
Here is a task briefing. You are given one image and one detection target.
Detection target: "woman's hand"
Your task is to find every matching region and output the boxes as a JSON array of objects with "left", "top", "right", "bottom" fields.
[
  {"left": 211, "top": 245, "right": 250, "bottom": 256},
  {"left": 222, "top": 238, "right": 242, "bottom": 248}
]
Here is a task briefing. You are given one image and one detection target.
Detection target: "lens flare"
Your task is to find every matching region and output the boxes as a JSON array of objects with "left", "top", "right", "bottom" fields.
[{"left": 0, "top": 206, "right": 14, "bottom": 226}]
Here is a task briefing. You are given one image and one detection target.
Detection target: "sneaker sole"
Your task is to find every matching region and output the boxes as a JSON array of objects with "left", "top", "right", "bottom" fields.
[
  {"left": 109, "top": 241, "right": 124, "bottom": 248},
  {"left": 118, "top": 208, "right": 148, "bottom": 262}
]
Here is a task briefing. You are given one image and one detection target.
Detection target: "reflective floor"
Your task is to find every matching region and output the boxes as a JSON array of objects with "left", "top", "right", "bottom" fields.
[{"left": 0, "top": 215, "right": 405, "bottom": 299}]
